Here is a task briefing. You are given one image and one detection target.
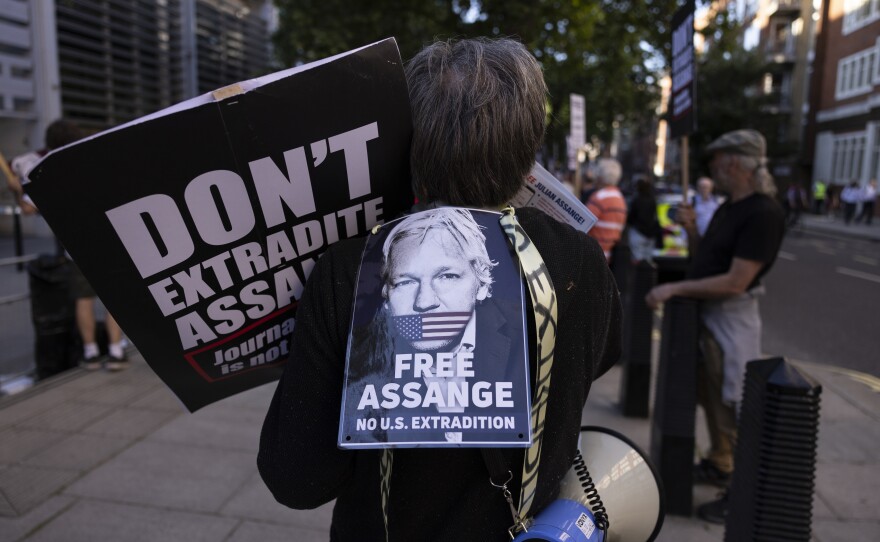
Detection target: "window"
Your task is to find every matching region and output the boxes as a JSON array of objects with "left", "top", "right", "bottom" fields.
[
  {"left": 871, "top": 125, "right": 880, "bottom": 179},
  {"left": 831, "top": 132, "right": 868, "bottom": 183},
  {"left": 843, "top": 0, "right": 880, "bottom": 35},
  {"left": 835, "top": 46, "right": 878, "bottom": 99}
]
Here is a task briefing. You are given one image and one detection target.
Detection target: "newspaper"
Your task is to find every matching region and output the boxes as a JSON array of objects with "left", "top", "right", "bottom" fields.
[{"left": 512, "top": 163, "right": 597, "bottom": 234}]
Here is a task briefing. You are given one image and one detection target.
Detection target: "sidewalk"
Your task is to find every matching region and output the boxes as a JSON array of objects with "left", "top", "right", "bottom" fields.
[
  {"left": 1, "top": 349, "right": 877, "bottom": 541},
  {"left": 797, "top": 213, "right": 880, "bottom": 242}
]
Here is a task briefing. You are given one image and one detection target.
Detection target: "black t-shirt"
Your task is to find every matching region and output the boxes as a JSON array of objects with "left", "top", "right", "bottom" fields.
[{"left": 688, "top": 192, "right": 785, "bottom": 290}]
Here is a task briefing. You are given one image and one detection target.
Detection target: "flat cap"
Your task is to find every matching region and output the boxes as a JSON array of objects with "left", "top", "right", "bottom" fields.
[{"left": 705, "top": 129, "right": 766, "bottom": 159}]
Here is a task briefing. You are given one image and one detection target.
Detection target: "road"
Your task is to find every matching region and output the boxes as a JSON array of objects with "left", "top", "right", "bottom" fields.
[{"left": 761, "top": 228, "right": 880, "bottom": 377}]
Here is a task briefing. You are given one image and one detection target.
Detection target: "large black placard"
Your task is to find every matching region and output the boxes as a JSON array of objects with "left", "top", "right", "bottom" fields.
[{"left": 25, "top": 39, "right": 413, "bottom": 411}]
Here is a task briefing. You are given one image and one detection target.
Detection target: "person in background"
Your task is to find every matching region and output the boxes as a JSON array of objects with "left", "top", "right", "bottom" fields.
[
  {"left": 585, "top": 158, "right": 627, "bottom": 262},
  {"left": 645, "top": 129, "right": 785, "bottom": 524},
  {"left": 854, "top": 179, "right": 877, "bottom": 225},
  {"left": 841, "top": 181, "right": 860, "bottom": 225},
  {"left": 812, "top": 179, "right": 827, "bottom": 215},
  {"left": 626, "top": 178, "right": 660, "bottom": 262},
  {"left": 693, "top": 176, "right": 720, "bottom": 237},
  {"left": 15, "top": 120, "right": 127, "bottom": 371},
  {"left": 784, "top": 182, "right": 808, "bottom": 229}
]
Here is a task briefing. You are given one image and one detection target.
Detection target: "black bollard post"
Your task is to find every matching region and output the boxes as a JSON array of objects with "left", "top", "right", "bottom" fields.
[
  {"left": 14, "top": 209, "right": 24, "bottom": 272},
  {"left": 619, "top": 260, "right": 657, "bottom": 417},
  {"left": 28, "top": 255, "right": 77, "bottom": 380},
  {"left": 725, "top": 358, "right": 821, "bottom": 541},
  {"left": 650, "top": 295, "right": 699, "bottom": 516},
  {"left": 609, "top": 242, "right": 633, "bottom": 297}
]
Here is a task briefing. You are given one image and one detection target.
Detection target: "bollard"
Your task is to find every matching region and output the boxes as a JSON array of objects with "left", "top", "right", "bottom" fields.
[
  {"left": 649, "top": 295, "right": 699, "bottom": 516},
  {"left": 619, "top": 260, "right": 656, "bottom": 417},
  {"left": 725, "top": 358, "right": 821, "bottom": 541},
  {"left": 28, "top": 254, "right": 78, "bottom": 380},
  {"left": 14, "top": 210, "right": 24, "bottom": 271},
  {"left": 609, "top": 242, "right": 633, "bottom": 297}
]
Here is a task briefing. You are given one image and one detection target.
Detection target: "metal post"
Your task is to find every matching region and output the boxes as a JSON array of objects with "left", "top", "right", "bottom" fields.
[
  {"left": 650, "top": 295, "right": 699, "bottom": 516},
  {"left": 13, "top": 208, "right": 24, "bottom": 271},
  {"left": 619, "top": 260, "right": 657, "bottom": 417}
]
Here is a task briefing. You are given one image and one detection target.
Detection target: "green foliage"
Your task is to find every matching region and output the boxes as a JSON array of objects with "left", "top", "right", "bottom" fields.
[
  {"left": 271, "top": 0, "right": 680, "bottom": 159},
  {"left": 271, "top": 0, "right": 468, "bottom": 65},
  {"left": 691, "top": 8, "right": 791, "bottom": 175}
]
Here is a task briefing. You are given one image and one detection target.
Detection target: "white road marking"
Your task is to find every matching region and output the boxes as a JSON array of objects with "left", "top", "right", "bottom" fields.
[
  {"left": 777, "top": 251, "right": 797, "bottom": 261},
  {"left": 816, "top": 247, "right": 837, "bottom": 255},
  {"left": 836, "top": 266, "right": 880, "bottom": 284},
  {"left": 853, "top": 255, "right": 878, "bottom": 266}
]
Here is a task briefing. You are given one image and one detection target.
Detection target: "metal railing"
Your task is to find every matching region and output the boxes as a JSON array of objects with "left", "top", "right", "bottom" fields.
[{"left": 0, "top": 254, "right": 38, "bottom": 394}]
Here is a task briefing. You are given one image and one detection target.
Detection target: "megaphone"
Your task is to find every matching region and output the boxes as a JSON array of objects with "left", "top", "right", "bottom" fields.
[{"left": 513, "top": 426, "right": 665, "bottom": 542}]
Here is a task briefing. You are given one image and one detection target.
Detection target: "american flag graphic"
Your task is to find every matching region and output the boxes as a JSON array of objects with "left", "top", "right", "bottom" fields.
[{"left": 393, "top": 312, "right": 472, "bottom": 341}]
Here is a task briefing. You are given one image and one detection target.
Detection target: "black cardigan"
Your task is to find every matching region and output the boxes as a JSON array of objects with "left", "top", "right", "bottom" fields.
[{"left": 258, "top": 207, "right": 622, "bottom": 541}]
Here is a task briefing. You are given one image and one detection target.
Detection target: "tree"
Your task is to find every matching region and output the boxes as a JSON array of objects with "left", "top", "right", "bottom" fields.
[
  {"left": 271, "top": 0, "right": 680, "bottom": 161},
  {"left": 272, "top": 0, "right": 469, "bottom": 66},
  {"left": 690, "top": 8, "right": 789, "bottom": 178}
]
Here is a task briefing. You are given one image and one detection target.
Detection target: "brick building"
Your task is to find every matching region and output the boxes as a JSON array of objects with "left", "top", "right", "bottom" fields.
[{"left": 806, "top": 0, "right": 880, "bottom": 188}]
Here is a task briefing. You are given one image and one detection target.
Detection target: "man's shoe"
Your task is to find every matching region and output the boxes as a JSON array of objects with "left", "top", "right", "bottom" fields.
[
  {"left": 105, "top": 354, "right": 128, "bottom": 372},
  {"left": 693, "top": 459, "right": 730, "bottom": 487},
  {"left": 81, "top": 356, "right": 102, "bottom": 371},
  {"left": 697, "top": 491, "right": 728, "bottom": 525}
]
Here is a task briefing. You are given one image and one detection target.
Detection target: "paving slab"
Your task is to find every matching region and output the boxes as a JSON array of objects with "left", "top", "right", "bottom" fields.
[
  {"left": 814, "top": 463, "right": 880, "bottom": 521},
  {"left": 220, "top": 472, "right": 334, "bottom": 529},
  {"left": 213, "top": 382, "right": 276, "bottom": 412},
  {"left": 18, "top": 401, "right": 114, "bottom": 434},
  {"left": 0, "top": 387, "right": 83, "bottom": 431},
  {"left": 22, "top": 433, "right": 132, "bottom": 471},
  {"left": 74, "top": 381, "right": 158, "bottom": 407},
  {"left": 655, "top": 515, "right": 723, "bottom": 541},
  {"left": 129, "top": 385, "right": 187, "bottom": 412},
  {"left": 0, "top": 465, "right": 80, "bottom": 517},
  {"left": 226, "top": 520, "right": 330, "bottom": 542},
  {"left": 148, "top": 403, "right": 264, "bottom": 454},
  {"left": 80, "top": 407, "right": 180, "bottom": 440},
  {"left": 817, "top": 417, "right": 880, "bottom": 464},
  {"left": 64, "top": 439, "right": 254, "bottom": 514},
  {"left": 812, "top": 518, "right": 880, "bottom": 542},
  {"left": 22, "top": 500, "right": 238, "bottom": 542},
  {"left": 0, "top": 428, "right": 66, "bottom": 465},
  {"left": 0, "top": 496, "right": 75, "bottom": 542}
]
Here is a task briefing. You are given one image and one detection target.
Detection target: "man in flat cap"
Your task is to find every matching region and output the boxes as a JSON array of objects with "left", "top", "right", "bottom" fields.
[{"left": 646, "top": 129, "right": 785, "bottom": 523}]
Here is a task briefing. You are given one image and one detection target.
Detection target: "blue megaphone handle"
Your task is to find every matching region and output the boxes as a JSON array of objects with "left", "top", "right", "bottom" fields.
[{"left": 512, "top": 499, "right": 604, "bottom": 542}]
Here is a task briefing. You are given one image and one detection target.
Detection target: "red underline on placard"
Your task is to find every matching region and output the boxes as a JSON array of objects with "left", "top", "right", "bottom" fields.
[{"left": 183, "top": 302, "right": 298, "bottom": 383}]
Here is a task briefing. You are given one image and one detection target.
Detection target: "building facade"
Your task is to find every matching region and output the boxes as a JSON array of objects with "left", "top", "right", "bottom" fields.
[
  {"left": 807, "top": 0, "right": 880, "bottom": 187},
  {"left": 739, "top": 0, "right": 820, "bottom": 188},
  {"left": 0, "top": 0, "right": 274, "bottom": 168}
]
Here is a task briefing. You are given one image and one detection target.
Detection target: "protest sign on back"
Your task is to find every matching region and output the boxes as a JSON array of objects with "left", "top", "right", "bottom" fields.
[{"left": 25, "top": 38, "right": 414, "bottom": 411}]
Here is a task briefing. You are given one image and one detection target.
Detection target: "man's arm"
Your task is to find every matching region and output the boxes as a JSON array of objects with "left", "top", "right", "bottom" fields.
[{"left": 645, "top": 257, "right": 764, "bottom": 309}]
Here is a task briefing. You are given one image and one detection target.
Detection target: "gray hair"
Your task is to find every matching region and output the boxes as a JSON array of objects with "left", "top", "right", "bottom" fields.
[
  {"left": 594, "top": 158, "right": 622, "bottom": 186},
  {"left": 381, "top": 208, "right": 497, "bottom": 298},
  {"left": 405, "top": 38, "right": 547, "bottom": 207},
  {"left": 737, "top": 155, "right": 777, "bottom": 197}
]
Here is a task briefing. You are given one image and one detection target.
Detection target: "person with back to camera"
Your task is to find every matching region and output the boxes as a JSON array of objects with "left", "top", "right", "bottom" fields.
[
  {"left": 645, "top": 129, "right": 785, "bottom": 524},
  {"left": 585, "top": 158, "right": 627, "bottom": 263},
  {"left": 626, "top": 177, "right": 661, "bottom": 263},
  {"left": 258, "top": 38, "right": 622, "bottom": 541},
  {"left": 13, "top": 120, "right": 128, "bottom": 371}
]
